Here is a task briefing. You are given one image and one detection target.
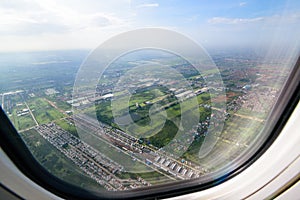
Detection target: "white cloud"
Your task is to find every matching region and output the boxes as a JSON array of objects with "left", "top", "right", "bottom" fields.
[
  {"left": 0, "top": 0, "right": 129, "bottom": 36},
  {"left": 0, "top": 0, "right": 299, "bottom": 51},
  {"left": 208, "top": 13, "right": 300, "bottom": 26},
  {"left": 239, "top": 2, "right": 247, "bottom": 7},
  {"left": 201, "top": 13, "right": 300, "bottom": 49},
  {"left": 208, "top": 17, "right": 264, "bottom": 24},
  {"left": 0, "top": 0, "right": 135, "bottom": 51},
  {"left": 136, "top": 3, "right": 159, "bottom": 8}
]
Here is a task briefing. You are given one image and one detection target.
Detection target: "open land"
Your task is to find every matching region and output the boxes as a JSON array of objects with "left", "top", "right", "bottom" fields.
[{"left": 0, "top": 49, "right": 290, "bottom": 191}]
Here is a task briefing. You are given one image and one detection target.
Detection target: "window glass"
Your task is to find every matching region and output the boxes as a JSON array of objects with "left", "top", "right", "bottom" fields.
[{"left": 0, "top": 0, "right": 299, "bottom": 194}]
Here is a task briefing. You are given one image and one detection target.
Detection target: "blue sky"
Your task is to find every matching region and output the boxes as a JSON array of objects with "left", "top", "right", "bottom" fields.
[{"left": 0, "top": 0, "right": 299, "bottom": 51}]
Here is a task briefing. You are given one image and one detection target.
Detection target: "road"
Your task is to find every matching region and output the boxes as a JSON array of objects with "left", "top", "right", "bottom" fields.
[
  {"left": 24, "top": 101, "right": 39, "bottom": 126},
  {"left": 211, "top": 107, "right": 264, "bottom": 122},
  {"left": 44, "top": 98, "right": 68, "bottom": 117},
  {"left": 233, "top": 112, "right": 264, "bottom": 122}
]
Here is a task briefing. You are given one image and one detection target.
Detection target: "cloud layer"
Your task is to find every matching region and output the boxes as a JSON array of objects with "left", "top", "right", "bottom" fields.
[
  {"left": 208, "top": 17, "right": 264, "bottom": 24},
  {"left": 0, "top": 0, "right": 299, "bottom": 51}
]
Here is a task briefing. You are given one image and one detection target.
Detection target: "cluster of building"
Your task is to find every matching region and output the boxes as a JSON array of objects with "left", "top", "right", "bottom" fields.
[
  {"left": 16, "top": 108, "right": 30, "bottom": 117},
  {"left": 45, "top": 88, "right": 59, "bottom": 96},
  {"left": 153, "top": 156, "right": 200, "bottom": 179},
  {"left": 227, "top": 83, "right": 278, "bottom": 115},
  {"left": 241, "top": 87, "right": 278, "bottom": 113},
  {"left": 74, "top": 113, "right": 205, "bottom": 181},
  {"left": 35, "top": 123, "right": 150, "bottom": 191}
]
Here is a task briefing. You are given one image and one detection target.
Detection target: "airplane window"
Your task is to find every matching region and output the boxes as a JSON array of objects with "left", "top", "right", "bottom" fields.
[{"left": 0, "top": 0, "right": 299, "bottom": 199}]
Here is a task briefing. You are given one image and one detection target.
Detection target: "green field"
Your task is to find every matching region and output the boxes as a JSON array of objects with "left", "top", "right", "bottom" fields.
[
  {"left": 95, "top": 87, "right": 211, "bottom": 149},
  {"left": 147, "top": 120, "right": 178, "bottom": 148},
  {"left": 12, "top": 113, "right": 36, "bottom": 131},
  {"left": 96, "top": 100, "right": 114, "bottom": 125},
  {"left": 182, "top": 135, "right": 205, "bottom": 161},
  {"left": 46, "top": 96, "right": 72, "bottom": 111},
  {"left": 28, "top": 98, "right": 65, "bottom": 124},
  {"left": 55, "top": 118, "right": 78, "bottom": 137},
  {"left": 182, "top": 115, "right": 264, "bottom": 169},
  {"left": 220, "top": 115, "right": 264, "bottom": 146},
  {"left": 236, "top": 108, "right": 267, "bottom": 120},
  {"left": 119, "top": 171, "right": 175, "bottom": 185},
  {"left": 8, "top": 103, "right": 36, "bottom": 131}
]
